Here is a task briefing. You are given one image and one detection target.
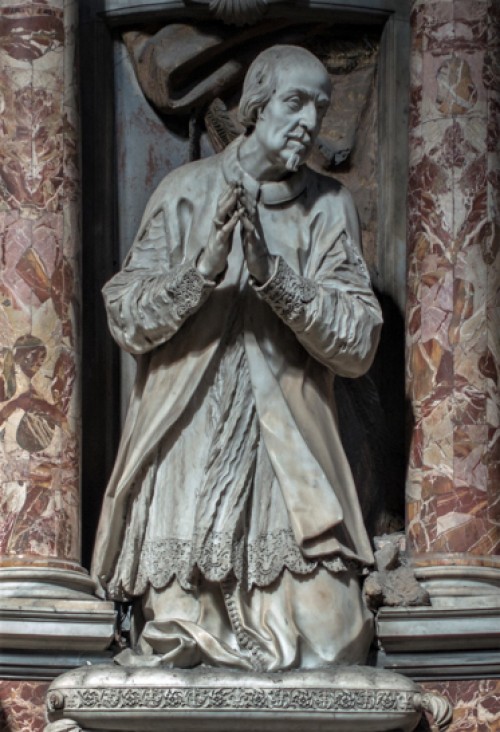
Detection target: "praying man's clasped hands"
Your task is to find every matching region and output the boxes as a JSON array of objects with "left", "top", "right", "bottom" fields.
[{"left": 197, "top": 182, "right": 274, "bottom": 285}]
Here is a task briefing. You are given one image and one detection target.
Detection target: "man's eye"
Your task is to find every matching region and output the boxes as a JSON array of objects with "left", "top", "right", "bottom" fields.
[{"left": 286, "top": 97, "right": 301, "bottom": 111}]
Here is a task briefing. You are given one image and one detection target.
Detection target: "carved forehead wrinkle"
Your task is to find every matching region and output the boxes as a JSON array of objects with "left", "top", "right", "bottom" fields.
[{"left": 273, "top": 58, "right": 331, "bottom": 98}]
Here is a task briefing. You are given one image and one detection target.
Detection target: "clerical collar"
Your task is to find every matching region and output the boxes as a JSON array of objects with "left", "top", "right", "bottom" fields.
[{"left": 221, "top": 136, "right": 307, "bottom": 206}]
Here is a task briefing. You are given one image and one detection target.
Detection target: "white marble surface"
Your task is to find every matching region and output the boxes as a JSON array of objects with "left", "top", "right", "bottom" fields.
[
  {"left": 45, "top": 665, "right": 451, "bottom": 732},
  {"left": 0, "top": 597, "right": 115, "bottom": 652}
]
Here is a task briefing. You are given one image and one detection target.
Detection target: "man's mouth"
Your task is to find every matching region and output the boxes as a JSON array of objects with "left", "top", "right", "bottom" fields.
[{"left": 287, "top": 135, "right": 310, "bottom": 148}]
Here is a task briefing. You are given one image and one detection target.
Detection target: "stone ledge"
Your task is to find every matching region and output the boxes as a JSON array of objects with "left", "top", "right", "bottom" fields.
[
  {"left": 414, "top": 564, "right": 500, "bottom": 605},
  {"left": 0, "top": 651, "right": 114, "bottom": 681},
  {"left": 45, "top": 665, "right": 452, "bottom": 732},
  {"left": 377, "top": 649, "right": 500, "bottom": 681},
  {"left": 0, "top": 598, "right": 115, "bottom": 652},
  {"left": 0, "top": 567, "right": 97, "bottom": 598},
  {"left": 376, "top": 605, "right": 500, "bottom": 653}
]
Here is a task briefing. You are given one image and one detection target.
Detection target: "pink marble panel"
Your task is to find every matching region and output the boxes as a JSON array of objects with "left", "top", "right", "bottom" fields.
[
  {"left": 408, "top": 119, "right": 456, "bottom": 250},
  {"left": 0, "top": 314, "right": 80, "bottom": 561},
  {"left": 0, "top": 680, "right": 49, "bottom": 732},
  {"left": 454, "top": 122, "right": 488, "bottom": 246},
  {"left": 452, "top": 245, "right": 487, "bottom": 428},
  {"left": 62, "top": 2, "right": 80, "bottom": 201},
  {"left": 63, "top": 105, "right": 80, "bottom": 204},
  {"left": 63, "top": 1, "right": 79, "bottom": 109},
  {"left": 0, "top": 214, "right": 33, "bottom": 336},
  {"left": 418, "top": 679, "right": 500, "bottom": 732},
  {"left": 3, "top": 482, "right": 79, "bottom": 560},
  {"left": 420, "top": 264, "right": 453, "bottom": 349},
  {"left": 0, "top": 2, "right": 81, "bottom": 565},
  {"left": 408, "top": 80, "right": 423, "bottom": 133},
  {"left": 483, "top": 13, "right": 500, "bottom": 556},
  {"left": 0, "top": 80, "right": 64, "bottom": 214},
  {"left": 419, "top": 50, "right": 486, "bottom": 124},
  {"left": 407, "top": 500, "right": 435, "bottom": 555},
  {"left": 485, "top": 290, "right": 500, "bottom": 428},
  {"left": 420, "top": 409, "right": 455, "bottom": 550},
  {"left": 407, "top": 392, "right": 456, "bottom": 552},
  {"left": 488, "top": 427, "right": 500, "bottom": 554},
  {"left": 407, "top": 0, "right": 499, "bottom": 556},
  {"left": 411, "top": 0, "right": 454, "bottom": 27},
  {"left": 484, "top": 11, "right": 500, "bottom": 556},
  {"left": 481, "top": 3, "right": 500, "bottom": 434},
  {"left": 408, "top": 340, "right": 452, "bottom": 405},
  {"left": 0, "top": 5, "right": 64, "bottom": 216},
  {"left": 413, "top": 0, "right": 489, "bottom": 54},
  {"left": 430, "top": 424, "right": 490, "bottom": 553}
]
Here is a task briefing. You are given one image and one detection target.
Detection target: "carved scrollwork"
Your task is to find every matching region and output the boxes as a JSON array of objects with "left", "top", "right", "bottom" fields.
[
  {"left": 208, "top": 0, "right": 268, "bottom": 25},
  {"left": 54, "top": 686, "right": 419, "bottom": 713},
  {"left": 46, "top": 691, "right": 65, "bottom": 713},
  {"left": 414, "top": 692, "right": 454, "bottom": 732}
]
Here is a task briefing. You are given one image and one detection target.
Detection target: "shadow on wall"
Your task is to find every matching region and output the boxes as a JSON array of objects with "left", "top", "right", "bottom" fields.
[
  {"left": 336, "top": 290, "right": 408, "bottom": 538},
  {"left": 0, "top": 703, "right": 8, "bottom": 732}
]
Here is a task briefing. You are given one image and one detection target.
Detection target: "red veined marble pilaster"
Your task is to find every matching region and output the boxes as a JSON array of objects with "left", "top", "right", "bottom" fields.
[
  {"left": 0, "top": 0, "right": 82, "bottom": 573},
  {"left": 0, "top": 680, "right": 49, "bottom": 732},
  {"left": 406, "top": 0, "right": 500, "bottom": 561}
]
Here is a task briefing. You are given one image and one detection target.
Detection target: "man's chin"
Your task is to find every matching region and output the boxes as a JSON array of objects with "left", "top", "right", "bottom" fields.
[{"left": 283, "top": 142, "right": 311, "bottom": 171}]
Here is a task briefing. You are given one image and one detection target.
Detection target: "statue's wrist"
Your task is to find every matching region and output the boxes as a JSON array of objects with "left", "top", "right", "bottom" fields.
[
  {"left": 251, "top": 256, "right": 317, "bottom": 323},
  {"left": 196, "top": 250, "right": 219, "bottom": 280},
  {"left": 196, "top": 249, "right": 226, "bottom": 284},
  {"left": 250, "top": 255, "right": 278, "bottom": 287}
]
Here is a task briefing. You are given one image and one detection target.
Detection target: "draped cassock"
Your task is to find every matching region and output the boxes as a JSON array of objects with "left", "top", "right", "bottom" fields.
[{"left": 91, "top": 137, "right": 383, "bottom": 671}]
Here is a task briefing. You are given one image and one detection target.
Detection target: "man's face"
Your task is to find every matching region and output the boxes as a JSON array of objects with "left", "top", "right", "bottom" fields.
[{"left": 254, "top": 62, "right": 331, "bottom": 173}]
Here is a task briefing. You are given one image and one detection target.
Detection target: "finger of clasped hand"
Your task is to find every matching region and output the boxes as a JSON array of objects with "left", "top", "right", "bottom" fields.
[
  {"left": 198, "top": 183, "right": 273, "bottom": 282},
  {"left": 234, "top": 186, "right": 274, "bottom": 284},
  {"left": 213, "top": 183, "right": 255, "bottom": 228},
  {"left": 196, "top": 183, "right": 242, "bottom": 279}
]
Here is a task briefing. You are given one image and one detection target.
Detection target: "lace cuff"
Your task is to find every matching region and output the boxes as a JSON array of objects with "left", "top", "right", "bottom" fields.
[
  {"left": 164, "top": 263, "right": 214, "bottom": 319},
  {"left": 251, "top": 256, "right": 317, "bottom": 324},
  {"left": 143, "top": 264, "right": 214, "bottom": 320}
]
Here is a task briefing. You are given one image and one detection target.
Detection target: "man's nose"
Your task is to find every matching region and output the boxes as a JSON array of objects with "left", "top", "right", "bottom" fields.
[{"left": 299, "top": 102, "right": 318, "bottom": 131}]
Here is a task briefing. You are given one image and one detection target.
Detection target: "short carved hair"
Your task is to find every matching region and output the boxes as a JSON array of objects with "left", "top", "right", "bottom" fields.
[{"left": 238, "top": 45, "right": 330, "bottom": 129}]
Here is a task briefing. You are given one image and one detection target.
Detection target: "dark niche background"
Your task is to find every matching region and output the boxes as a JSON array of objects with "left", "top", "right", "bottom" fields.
[{"left": 80, "top": 5, "right": 410, "bottom": 569}]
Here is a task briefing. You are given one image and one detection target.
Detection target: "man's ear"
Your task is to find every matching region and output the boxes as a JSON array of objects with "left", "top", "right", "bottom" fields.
[{"left": 257, "top": 107, "right": 265, "bottom": 120}]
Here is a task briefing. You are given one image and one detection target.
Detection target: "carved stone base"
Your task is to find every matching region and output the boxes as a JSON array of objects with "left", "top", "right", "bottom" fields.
[
  {"left": 377, "top": 565, "right": 500, "bottom": 654},
  {"left": 0, "top": 567, "right": 115, "bottom": 653},
  {"left": 45, "top": 665, "right": 452, "bottom": 732}
]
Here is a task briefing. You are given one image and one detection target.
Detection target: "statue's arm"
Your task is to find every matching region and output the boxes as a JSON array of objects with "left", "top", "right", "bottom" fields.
[
  {"left": 103, "top": 209, "right": 215, "bottom": 355},
  {"left": 252, "top": 191, "right": 383, "bottom": 378}
]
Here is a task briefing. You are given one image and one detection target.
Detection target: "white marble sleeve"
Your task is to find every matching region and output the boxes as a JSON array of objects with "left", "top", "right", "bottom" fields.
[
  {"left": 102, "top": 209, "right": 215, "bottom": 355},
  {"left": 251, "top": 222, "right": 383, "bottom": 379}
]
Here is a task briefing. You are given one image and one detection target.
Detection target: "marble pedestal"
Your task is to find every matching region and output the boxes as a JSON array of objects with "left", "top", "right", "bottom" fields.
[
  {"left": 377, "top": 565, "right": 500, "bottom": 655},
  {"left": 45, "top": 665, "right": 452, "bottom": 732},
  {"left": 0, "top": 568, "right": 115, "bottom": 654}
]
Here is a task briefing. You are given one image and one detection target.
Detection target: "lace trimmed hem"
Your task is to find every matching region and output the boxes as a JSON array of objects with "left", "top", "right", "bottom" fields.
[{"left": 106, "top": 529, "right": 360, "bottom": 599}]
